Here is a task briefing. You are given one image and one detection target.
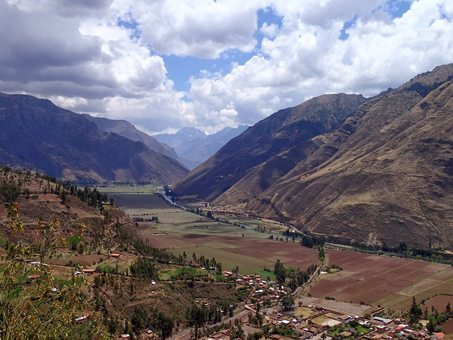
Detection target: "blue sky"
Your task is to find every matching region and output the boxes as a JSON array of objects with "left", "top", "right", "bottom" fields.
[
  {"left": 164, "top": 6, "right": 283, "bottom": 92},
  {"left": 0, "top": 0, "right": 452, "bottom": 133}
]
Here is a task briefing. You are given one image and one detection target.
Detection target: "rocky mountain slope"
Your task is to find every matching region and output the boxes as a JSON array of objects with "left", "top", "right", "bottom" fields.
[
  {"left": 155, "top": 125, "right": 249, "bottom": 169},
  {"left": 174, "top": 64, "right": 453, "bottom": 249},
  {"left": 85, "top": 115, "right": 178, "bottom": 160},
  {"left": 0, "top": 93, "right": 187, "bottom": 184},
  {"left": 174, "top": 94, "right": 366, "bottom": 200}
]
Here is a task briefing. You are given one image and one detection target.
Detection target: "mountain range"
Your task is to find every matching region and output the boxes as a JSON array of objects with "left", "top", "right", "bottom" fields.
[
  {"left": 0, "top": 93, "right": 187, "bottom": 184},
  {"left": 174, "top": 64, "right": 453, "bottom": 249},
  {"left": 155, "top": 125, "right": 249, "bottom": 169},
  {"left": 84, "top": 115, "right": 178, "bottom": 160}
]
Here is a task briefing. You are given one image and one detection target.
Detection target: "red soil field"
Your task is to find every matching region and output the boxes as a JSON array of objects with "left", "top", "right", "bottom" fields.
[
  {"left": 222, "top": 237, "right": 319, "bottom": 270},
  {"left": 309, "top": 250, "right": 453, "bottom": 306},
  {"left": 441, "top": 318, "right": 453, "bottom": 334},
  {"left": 423, "top": 294, "right": 453, "bottom": 313},
  {"left": 144, "top": 232, "right": 319, "bottom": 270}
]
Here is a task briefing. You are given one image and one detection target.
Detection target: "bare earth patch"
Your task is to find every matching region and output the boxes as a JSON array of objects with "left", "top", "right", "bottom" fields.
[{"left": 309, "top": 250, "right": 453, "bottom": 310}]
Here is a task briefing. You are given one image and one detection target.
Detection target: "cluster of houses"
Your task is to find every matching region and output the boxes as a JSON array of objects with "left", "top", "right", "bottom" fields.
[
  {"left": 223, "top": 271, "right": 290, "bottom": 302},
  {"left": 206, "top": 278, "right": 447, "bottom": 340}
]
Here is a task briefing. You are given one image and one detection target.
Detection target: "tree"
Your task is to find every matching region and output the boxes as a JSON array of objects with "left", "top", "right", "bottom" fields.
[
  {"left": 318, "top": 246, "right": 325, "bottom": 262},
  {"left": 156, "top": 313, "right": 173, "bottom": 339},
  {"left": 409, "top": 297, "right": 422, "bottom": 324},
  {"left": 274, "top": 259, "right": 286, "bottom": 284},
  {"left": 0, "top": 181, "right": 21, "bottom": 203},
  {"left": 231, "top": 319, "right": 244, "bottom": 339},
  {"left": 427, "top": 316, "right": 436, "bottom": 333},
  {"left": 130, "top": 257, "right": 158, "bottom": 279},
  {"left": 300, "top": 235, "right": 314, "bottom": 248},
  {"left": 280, "top": 295, "right": 295, "bottom": 311},
  {"left": 186, "top": 304, "right": 208, "bottom": 338},
  {"left": 399, "top": 242, "right": 408, "bottom": 254}
]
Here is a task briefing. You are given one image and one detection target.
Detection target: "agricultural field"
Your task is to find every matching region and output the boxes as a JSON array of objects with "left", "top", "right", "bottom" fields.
[
  {"left": 102, "top": 190, "right": 320, "bottom": 276},
  {"left": 309, "top": 249, "right": 453, "bottom": 311},
  {"left": 423, "top": 294, "right": 453, "bottom": 314},
  {"left": 103, "top": 187, "right": 453, "bottom": 315}
]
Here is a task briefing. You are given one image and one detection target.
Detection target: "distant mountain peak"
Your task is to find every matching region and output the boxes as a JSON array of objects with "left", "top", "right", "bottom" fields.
[
  {"left": 177, "top": 127, "right": 206, "bottom": 138},
  {"left": 154, "top": 125, "right": 249, "bottom": 169}
]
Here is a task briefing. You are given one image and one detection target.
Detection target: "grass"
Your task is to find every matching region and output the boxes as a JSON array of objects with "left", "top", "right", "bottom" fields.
[
  {"left": 356, "top": 325, "right": 370, "bottom": 335},
  {"left": 255, "top": 269, "right": 276, "bottom": 281},
  {"left": 170, "top": 246, "right": 274, "bottom": 275},
  {"left": 329, "top": 324, "right": 370, "bottom": 337},
  {"left": 96, "top": 263, "right": 116, "bottom": 274}
]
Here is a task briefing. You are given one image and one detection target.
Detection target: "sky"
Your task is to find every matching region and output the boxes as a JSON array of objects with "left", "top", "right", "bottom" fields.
[{"left": 0, "top": 0, "right": 452, "bottom": 134}]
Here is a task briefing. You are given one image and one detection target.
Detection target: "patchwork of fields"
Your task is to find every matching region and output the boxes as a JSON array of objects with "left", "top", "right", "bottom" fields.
[
  {"left": 107, "top": 192, "right": 320, "bottom": 275},
  {"left": 310, "top": 250, "right": 453, "bottom": 310},
  {"left": 104, "top": 189, "right": 453, "bottom": 313}
]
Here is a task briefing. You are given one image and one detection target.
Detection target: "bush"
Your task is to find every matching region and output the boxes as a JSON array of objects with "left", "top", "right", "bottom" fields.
[{"left": 0, "top": 181, "right": 21, "bottom": 203}]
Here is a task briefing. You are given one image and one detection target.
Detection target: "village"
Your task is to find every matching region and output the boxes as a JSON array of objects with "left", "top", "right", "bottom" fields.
[{"left": 201, "top": 271, "right": 447, "bottom": 340}]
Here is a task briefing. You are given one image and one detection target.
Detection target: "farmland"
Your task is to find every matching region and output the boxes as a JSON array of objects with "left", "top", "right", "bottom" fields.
[
  {"left": 104, "top": 187, "right": 453, "bottom": 316},
  {"left": 309, "top": 249, "right": 453, "bottom": 311},
  {"left": 102, "top": 190, "right": 320, "bottom": 276}
]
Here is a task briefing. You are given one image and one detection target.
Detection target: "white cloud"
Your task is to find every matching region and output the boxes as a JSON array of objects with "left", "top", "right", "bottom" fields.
[
  {"left": 0, "top": 0, "right": 452, "bottom": 135},
  {"left": 126, "top": 0, "right": 263, "bottom": 58},
  {"left": 188, "top": 0, "right": 453, "bottom": 127}
]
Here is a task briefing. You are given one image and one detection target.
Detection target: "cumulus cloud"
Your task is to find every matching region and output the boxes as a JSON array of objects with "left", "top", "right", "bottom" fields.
[
  {"left": 121, "top": 0, "right": 262, "bottom": 59},
  {"left": 188, "top": 0, "right": 453, "bottom": 126},
  {"left": 0, "top": 0, "right": 452, "bottom": 134}
]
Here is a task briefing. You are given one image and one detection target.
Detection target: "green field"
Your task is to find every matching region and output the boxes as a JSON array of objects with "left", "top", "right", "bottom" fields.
[
  {"left": 169, "top": 245, "right": 275, "bottom": 275},
  {"left": 100, "top": 186, "right": 318, "bottom": 278}
]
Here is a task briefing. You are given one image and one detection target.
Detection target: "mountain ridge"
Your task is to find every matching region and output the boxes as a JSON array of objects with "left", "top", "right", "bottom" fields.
[
  {"left": 84, "top": 115, "right": 179, "bottom": 160},
  {"left": 174, "top": 64, "right": 453, "bottom": 248},
  {"left": 0, "top": 93, "right": 188, "bottom": 184}
]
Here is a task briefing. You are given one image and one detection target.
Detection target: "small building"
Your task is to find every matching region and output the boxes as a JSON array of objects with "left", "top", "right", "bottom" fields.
[
  {"left": 83, "top": 268, "right": 95, "bottom": 274},
  {"left": 373, "top": 316, "right": 392, "bottom": 324},
  {"left": 395, "top": 324, "right": 407, "bottom": 332},
  {"left": 376, "top": 325, "right": 386, "bottom": 333}
]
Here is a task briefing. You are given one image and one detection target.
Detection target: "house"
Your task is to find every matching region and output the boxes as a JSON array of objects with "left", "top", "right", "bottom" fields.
[
  {"left": 373, "top": 316, "right": 392, "bottom": 325},
  {"left": 395, "top": 324, "right": 407, "bottom": 332},
  {"left": 376, "top": 325, "right": 386, "bottom": 333}
]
